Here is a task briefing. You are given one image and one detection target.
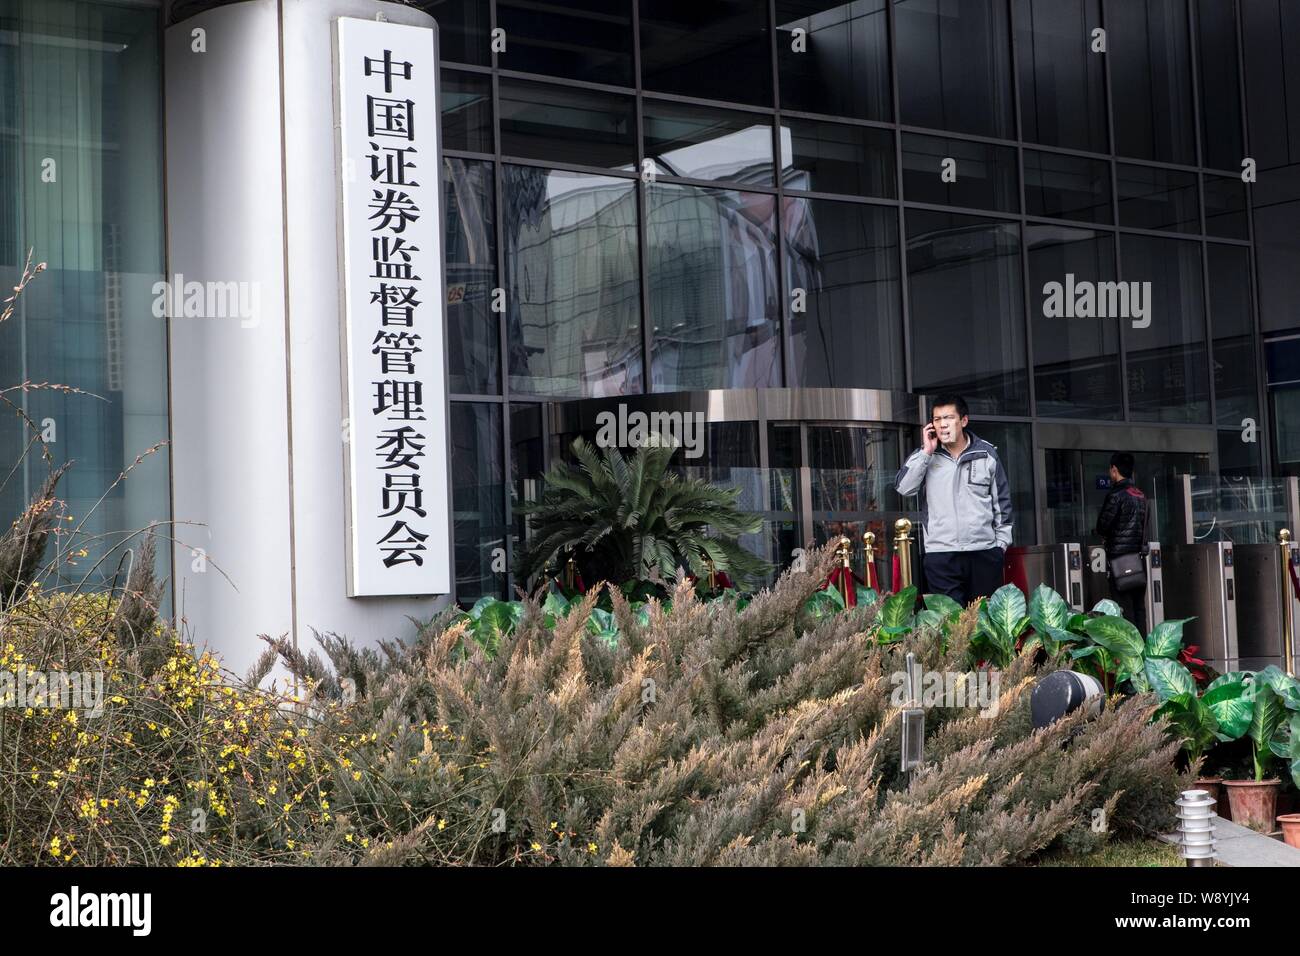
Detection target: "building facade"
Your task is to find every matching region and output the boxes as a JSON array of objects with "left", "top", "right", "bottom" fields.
[{"left": 3, "top": 0, "right": 1299, "bottom": 669}]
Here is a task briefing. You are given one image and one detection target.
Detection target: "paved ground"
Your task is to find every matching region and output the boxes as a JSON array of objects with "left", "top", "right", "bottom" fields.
[{"left": 1160, "top": 816, "right": 1300, "bottom": 866}]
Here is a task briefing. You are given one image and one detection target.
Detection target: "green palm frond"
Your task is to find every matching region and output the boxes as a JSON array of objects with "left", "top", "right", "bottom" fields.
[{"left": 515, "top": 437, "right": 770, "bottom": 589}]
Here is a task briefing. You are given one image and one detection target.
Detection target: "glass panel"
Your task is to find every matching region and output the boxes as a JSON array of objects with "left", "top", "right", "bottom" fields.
[
  {"left": 496, "top": 0, "right": 634, "bottom": 86},
  {"left": 809, "top": 425, "right": 902, "bottom": 513},
  {"left": 1196, "top": 0, "right": 1245, "bottom": 172},
  {"left": 414, "top": 0, "right": 491, "bottom": 66},
  {"left": 1013, "top": 0, "right": 1108, "bottom": 152},
  {"left": 1116, "top": 164, "right": 1200, "bottom": 234},
  {"left": 902, "top": 132, "right": 1019, "bottom": 213},
  {"left": 1027, "top": 226, "right": 1123, "bottom": 420},
  {"left": 498, "top": 79, "right": 636, "bottom": 169},
  {"left": 643, "top": 101, "right": 774, "bottom": 186},
  {"left": 775, "top": 0, "right": 892, "bottom": 121},
  {"left": 905, "top": 210, "right": 1028, "bottom": 415},
  {"left": 1106, "top": 0, "right": 1196, "bottom": 163},
  {"left": 0, "top": 0, "right": 171, "bottom": 594},
  {"left": 640, "top": 0, "right": 773, "bottom": 106},
  {"left": 647, "top": 184, "right": 782, "bottom": 389},
  {"left": 451, "top": 403, "right": 506, "bottom": 602},
  {"left": 1203, "top": 174, "right": 1249, "bottom": 240},
  {"left": 766, "top": 423, "right": 803, "bottom": 581},
  {"left": 1218, "top": 430, "right": 1263, "bottom": 481},
  {"left": 1240, "top": 0, "right": 1297, "bottom": 173},
  {"left": 1208, "top": 244, "right": 1259, "bottom": 427},
  {"left": 443, "top": 159, "right": 498, "bottom": 394},
  {"left": 672, "top": 422, "right": 771, "bottom": 582},
  {"left": 1023, "top": 150, "right": 1112, "bottom": 224},
  {"left": 1186, "top": 474, "right": 1285, "bottom": 543},
  {"left": 971, "top": 422, "right": 1034, "bottom": 545},
  {"left": 510, "top": 401, "right": 545, "bottom": 585},
  {"left": 779, "top": 117, "right": 895, "bottom": 198},
  {"left": 502, "top": 166, "right": 642, "bottom": 397},
  {"left": 1272, "top": 385, "right": 1300, "bottom": 477},
  {"left": 1254, "top": 201, "right": 1300, "bottom": 334},
  {"left": 809, "top": 424, "right": 906, "bottom": 590},
  {"left": 894, "top": 0, "right": 1016, "bottom": 138},
  {"left": 1122, "top": 235, "right": 1210, "bottom": 422},
  {"left": 440, "top": 69, "right": 493, "bottom": 154},
  {"left": 785, "top": 197, "right": 904, "bottom": 389}
]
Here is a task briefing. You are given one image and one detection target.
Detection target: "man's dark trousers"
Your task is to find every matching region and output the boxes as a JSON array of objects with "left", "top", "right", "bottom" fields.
[
  {"left": 923, "top": 548, "right": 1005, "bottom": 608},
  {"left": 1108, "top": 576, "right": 1149, "bottom": 636}
]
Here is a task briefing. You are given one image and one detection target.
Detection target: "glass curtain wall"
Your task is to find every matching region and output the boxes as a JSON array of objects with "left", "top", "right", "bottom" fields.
[
  {"left": 0, "top": 0, "right": 169, "bottom": 595},
  {"left": 423, "top": 0, "right": 1270, "bottom": 597}
]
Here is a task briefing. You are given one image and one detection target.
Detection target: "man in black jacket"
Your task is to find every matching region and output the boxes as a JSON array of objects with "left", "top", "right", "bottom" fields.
[{"left": 1094, "top": 452, "right": 1149, "bottom": 635}]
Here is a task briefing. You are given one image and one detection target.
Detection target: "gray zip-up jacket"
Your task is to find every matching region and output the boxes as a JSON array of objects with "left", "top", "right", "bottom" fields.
[{"left": 893, "top": 431, "right": 1013, "bottom": 553}]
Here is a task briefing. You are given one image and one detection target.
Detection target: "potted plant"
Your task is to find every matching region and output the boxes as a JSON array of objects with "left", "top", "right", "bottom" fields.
[{"left": 1223, "top": 674, "right": 1286, "bottom": 832}]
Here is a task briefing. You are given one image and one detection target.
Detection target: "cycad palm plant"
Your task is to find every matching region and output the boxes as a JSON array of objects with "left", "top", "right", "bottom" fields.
[{"left": 516, "top": 437, "right": 769, "bottom": 590}]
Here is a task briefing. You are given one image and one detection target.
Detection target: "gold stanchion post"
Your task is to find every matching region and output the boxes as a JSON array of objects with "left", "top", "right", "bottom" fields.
[
  {"left": 836, "top": 536, "right": 851, "bottom": 603},
  {"left": 862, "top": 530, "right": 875, "bottom": 586},
  {"left": 894, "top": 518, "right": 913, "bottom": 590},
  {"left": 564, "top": 556, "right": 575, "bottom": 591},
  {"left": 1281, "top": 529, "right": 1296, "bottom": 677}
]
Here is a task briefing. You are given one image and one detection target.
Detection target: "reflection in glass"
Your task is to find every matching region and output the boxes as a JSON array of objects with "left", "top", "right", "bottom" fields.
[
  {"left": 498, "top": 80, "right": 635, "bottom": 169},
  {"left": 1254, "top": 201, "right": 1300, "bottom": 334},
  {"left": 902, "top": 132, "right": 1019, "bottom": 212},
  {"left": 971, "top": 422, "right": 1034, "bottom": 545},
  {"left": 1014, "top": 0, "right": 1108, "bottom": 152},
  {"left": 673, "top": 422, "right": 770, "bottom": 581},
  {"left": 640, "top": 0, "right": 773, "bottom": 106},
  {"left": 1028, "top": 227, "right": 1121, "bottom": 419},
  {"left": 775, "top": 0, "right": 891, "bottom": 121},
  {"left": 648, "top": 184, "right": 782, "bottom": 390},
  {"left": 497, "top": 0, "right": 634, "bottom": 86},
  {"left": 414, "top": 0, "right": 491, "bottom": 66},
  {"left": 503, "top": 166, "right": 641, "bottom": 397},
  {"left": 1117, "top": 164, "right": 1200, "bottom": 234},
  {"left": 905, "top": 210, "right": 1028, "bottom": 415},
  {"left": 443, "top": 159, "right": 498, "bottom": 394},
  {"left": 451, "top": 403, "right": 506, "bottom": 602},
  {"left": 0, "top": 0, "right": 171, "bottom": 594},
  {"left": 643, "top": 101, "right": 774, "bottom": 185},
  {"left": 1122, "top": 236, "right": 1210, "bottom": 423},
  {"left": 1023, "top": 150, "right": 1112, "bottom": 224},
  {"left": 510, "top": 402, "right": 545, "bottom": 586},
  {"left": 785, "top": 198, "right": 903, "bottom": 389},
  {"left": 1208, "top": 244, "right": 1259, "bottom": 428},
  {"left": 780, "top": 117, "right": 895, "bottom": 198},
  {"left": 894, "top": 0, "right": 1015, "bottom": 138},
  {"left": 1196, "top": 0, "right": 1245, "bottom": 172},
  {"left": 1106, "top": 0, "right": 1196, "bottom": 163},
  {"left": 440, "top": 69, "right": 493, "bottom": 153}
]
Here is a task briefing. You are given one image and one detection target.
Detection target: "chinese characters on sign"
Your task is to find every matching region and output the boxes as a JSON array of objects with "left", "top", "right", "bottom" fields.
[{"left": 337, "top": 18, "right": 449, "bottom": 596}]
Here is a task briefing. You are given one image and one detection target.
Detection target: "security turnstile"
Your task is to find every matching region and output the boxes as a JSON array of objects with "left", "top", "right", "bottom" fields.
[
  {"left": 1083, "top": 542, "right": 1165, "bottom": 629},
  {"left": 1229, "top": 542, "right": 1300, "bottom": 672},
  {"left": 1004, "top": 544, "right": 1085, "bottom": 611},
  {"left": 1161, "top": 543, "right": 1239, "bottom": 672}
]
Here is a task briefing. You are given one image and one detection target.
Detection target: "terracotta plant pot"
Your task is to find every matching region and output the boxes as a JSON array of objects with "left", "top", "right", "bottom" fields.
[
  {"left": 1195, "top": 777, "right": 1223, "bottom": 806},
  {"left": 1279, "top": 814, "right": 1300, "bottom": 849},
  {"left": 1224, "top": 779, "right": 1281, "bottom": 832}
]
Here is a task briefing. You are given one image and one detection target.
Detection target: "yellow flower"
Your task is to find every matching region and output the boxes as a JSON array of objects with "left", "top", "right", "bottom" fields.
[
  {"left": 48, "top": 836, "right": 62, "bottom": 857},
  {"left": 530, "top": 842, "right": 541, "bottom": 851},
  {"left": 437, "top": 819, "right": 447, "bottom": 831}
]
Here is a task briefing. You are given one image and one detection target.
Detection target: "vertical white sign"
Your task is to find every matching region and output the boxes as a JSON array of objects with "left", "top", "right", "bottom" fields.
[{"left": 336, "top": 17, "right": 450, "bottom": 597}]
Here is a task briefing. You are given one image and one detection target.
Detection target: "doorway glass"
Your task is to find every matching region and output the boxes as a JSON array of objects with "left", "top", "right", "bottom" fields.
[{"left": 1044, "top": 447, "right": 1209, "bottom": 547}]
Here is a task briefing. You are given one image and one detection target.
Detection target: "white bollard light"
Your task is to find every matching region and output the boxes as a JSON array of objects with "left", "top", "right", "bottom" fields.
[{"left": 1176, "top": 789, "right": 1218, "bottom": 867}]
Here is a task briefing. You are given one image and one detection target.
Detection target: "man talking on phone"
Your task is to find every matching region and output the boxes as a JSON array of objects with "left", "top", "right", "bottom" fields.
[{"left": 894, "top": 394, "right": 1013, "bottom": 608}]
